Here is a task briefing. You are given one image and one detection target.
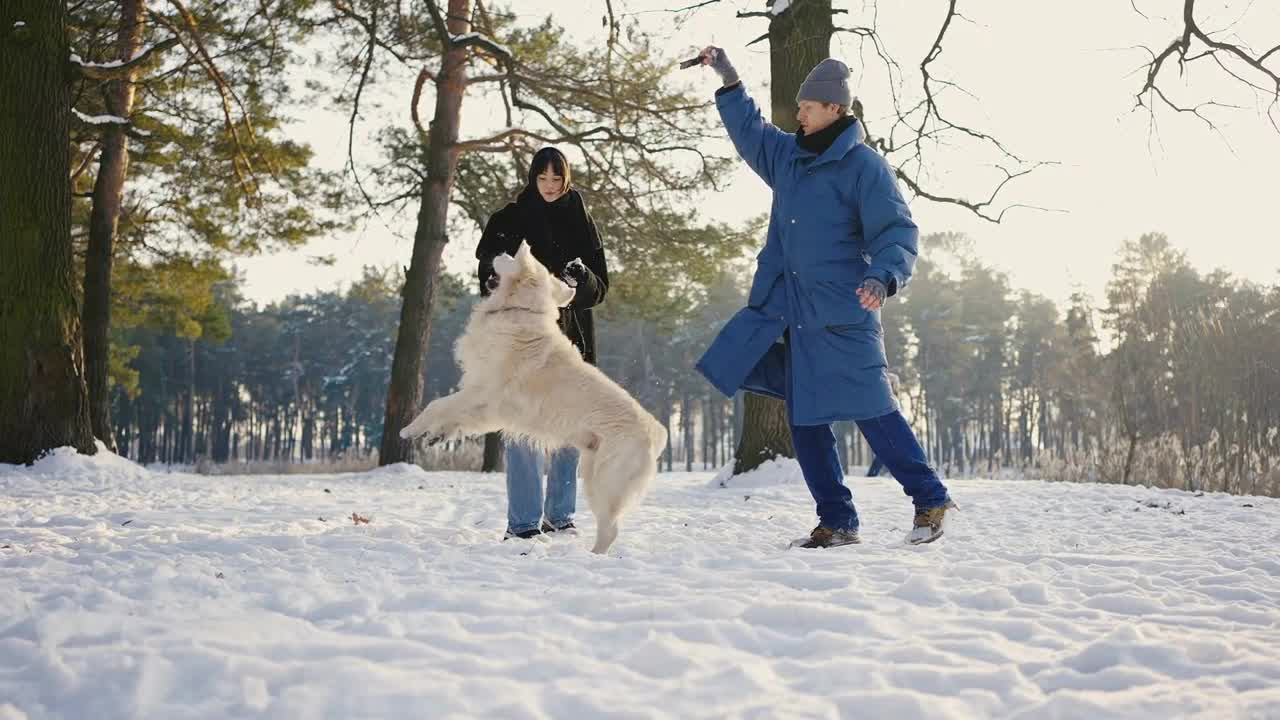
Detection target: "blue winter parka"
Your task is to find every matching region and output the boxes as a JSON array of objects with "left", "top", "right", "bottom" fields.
[{"left": 694, "top": 83, "right": 918, "bottom": 425}]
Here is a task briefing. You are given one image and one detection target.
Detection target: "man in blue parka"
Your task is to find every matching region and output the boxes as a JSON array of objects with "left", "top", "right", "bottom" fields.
[{"left": 695, "top": 46, "right": 955, "bottom": 547}]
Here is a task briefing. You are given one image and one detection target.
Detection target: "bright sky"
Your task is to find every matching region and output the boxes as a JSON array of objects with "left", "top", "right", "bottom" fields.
[{"left": 236, "top": 0, "right": 1280, "bottom": 310}]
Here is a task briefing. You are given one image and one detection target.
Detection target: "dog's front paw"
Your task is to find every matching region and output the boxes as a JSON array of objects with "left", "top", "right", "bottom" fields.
[
  {"left": 413, "top": 421, "right": 462, "bottom": 447},
  {"left": 399, "top": 426, "right": 415, "bottom": 440}
]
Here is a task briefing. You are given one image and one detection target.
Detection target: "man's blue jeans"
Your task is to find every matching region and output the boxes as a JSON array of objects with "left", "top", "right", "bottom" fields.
[
  {"left": 791, "top": 411, "right": 950, "bottom": 531},
  {"left": 505, "top": 440, "right": 579, "bottom": 534}
]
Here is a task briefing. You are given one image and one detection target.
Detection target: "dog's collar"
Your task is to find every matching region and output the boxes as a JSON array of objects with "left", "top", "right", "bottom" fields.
[{"left": 484, "top": 305, "right": 550, "bottom": 316}]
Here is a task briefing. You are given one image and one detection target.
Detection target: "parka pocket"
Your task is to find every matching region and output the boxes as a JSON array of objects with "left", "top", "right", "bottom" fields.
[
  {"left": 823, "top": 322, "right": 887, "bottom": 369},
  {"left": 797, "top": 278, "right": 878, "bottom": 329},
  {"left": 810, "top": 280, "right": 872, "bottom": 328},
  {"left": 796, "top": 261, "right": 875, "bottom": 328}
]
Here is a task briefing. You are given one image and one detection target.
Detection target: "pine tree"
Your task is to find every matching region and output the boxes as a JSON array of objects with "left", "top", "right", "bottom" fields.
[{"left": 1, "top": 0, "right": 97, "bottom": 463}]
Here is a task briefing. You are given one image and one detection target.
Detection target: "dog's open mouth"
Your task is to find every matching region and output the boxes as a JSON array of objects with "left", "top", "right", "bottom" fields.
[{"left": 485, "top": 274, "right": 500, "bottom": 292}]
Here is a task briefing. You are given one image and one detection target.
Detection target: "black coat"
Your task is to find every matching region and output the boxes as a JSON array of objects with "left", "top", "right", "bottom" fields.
[{"left": 475, "top": 188, "right": 609, "bottom": 365}]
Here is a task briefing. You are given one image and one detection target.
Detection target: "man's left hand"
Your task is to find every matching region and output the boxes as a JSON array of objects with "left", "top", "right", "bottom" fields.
[{"left": 856, "top": 278, "right": 886, "bottom": 311}]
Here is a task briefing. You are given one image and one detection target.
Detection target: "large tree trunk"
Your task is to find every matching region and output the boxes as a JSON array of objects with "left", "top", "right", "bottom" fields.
[
  {"left": 683, "top": 390, "right": 695, "bottom": 472},
  {"left": 733, "top": 392, "right": 795, "bottom": 474},
  {"left": 1122, "top": 432, "right": 1139, "bottom": 486},
  {"left": 0, "top": 0, "right": 97, "bottom": 464},
  {"left": 481, "top": 431, "right": 504, "bottom": 472},
  {"left": 180, "top": 339, "right": 195, "bottom": 463},
  {"left": 138, "top": 401, "right": 156, "bottom": 463},
  {"left": 82, "top": 0, "right": 145, "bottom": 453},
  {"left": 731, "top": 0, "right": 832, "bottom": 475},
  {"left": 211, "top": 374, "right": 232, "bottom": 462},
  {"left": 379, "top": 0, "right": 472, "bottom": 466},
  {"left": 768, "top": 0, "right": 835, "bottom": 129}
]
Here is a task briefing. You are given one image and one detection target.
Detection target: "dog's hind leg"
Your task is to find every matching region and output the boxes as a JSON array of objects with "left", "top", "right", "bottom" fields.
[
  {"left": 573, "top": 431, "right": 600, "bottom": 488},
  {"left": 580, "top": 448, "right": 619, "bottom": 554},
  {"left": 591, "top": 514, "right": 619, "bottom": 555},
  {"left": 580, "top": 455, "right": 601, "bottom": 550},
  {"left": 578, "top": 448, "right": 597, "bottom": 492},
  {"left": 584, "top": 436, "right": 655, "bottom": 555}
]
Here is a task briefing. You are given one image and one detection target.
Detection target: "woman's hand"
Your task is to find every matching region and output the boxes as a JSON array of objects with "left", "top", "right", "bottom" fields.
[{"left": 561, "top": 258, "right": 588, "bottom": 288}]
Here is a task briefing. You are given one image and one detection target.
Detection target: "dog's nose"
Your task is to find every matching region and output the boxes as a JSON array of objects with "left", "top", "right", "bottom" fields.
[{"left": 485, "top": 274, "right": 500, "bottom": 292}]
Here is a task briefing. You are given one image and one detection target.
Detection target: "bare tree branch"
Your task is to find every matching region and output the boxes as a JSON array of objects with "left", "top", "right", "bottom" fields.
[
  {"left": 909, "top": 0, "right": 1024, "bottom": 162},
  {"left": 329, "top": 0, "right": 418, "bottom": 64},
  {"left": 894, "top": 162, "right": 1062, "bottom": 223},
  {"left": 342, "top": 0, "right": 729, "bottom": 224},
  {"left": 70, "top": 141, "right": 102, "bottom": 183},
  {"left": 345, "top": 3, "right": 380, "bottom": 215},
  {"left": 668, "top": 0, "right": 723, "bottom": 13},
  {"left": 412, "top": 65, "right": 434, "bottom": 143},
  {"left": 1135, "top": 0, "right": 1280, "bottom": 133},
  {"left": 424, "top": 0, "right": 451, "bottom": 48},
  {"left": 473, "top": 0, "right": 514, "bottom": 128},
  {"left": 454, "top": 126, "right": 615, "bottom": 150},
  {"left": 149, "top": 1, "right": 268, "bottom": 198},
  {"left": 618, "top": 0, "right": 725, "bottom": 19},
  {"left": 825, "top": 0, "right": 1036, "bottom": 222}
]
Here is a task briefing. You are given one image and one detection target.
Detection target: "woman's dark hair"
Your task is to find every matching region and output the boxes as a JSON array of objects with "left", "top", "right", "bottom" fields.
[{"left": 527, "top": 146, "right": 571, "bottom": 195}]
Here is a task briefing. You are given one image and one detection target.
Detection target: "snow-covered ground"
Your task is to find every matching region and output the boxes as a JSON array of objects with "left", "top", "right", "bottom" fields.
[{"left": 3, "top": 449, "right": 1279, "bottom": 720}]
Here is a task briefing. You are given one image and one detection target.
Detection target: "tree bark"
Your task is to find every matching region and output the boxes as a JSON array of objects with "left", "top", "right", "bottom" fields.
[
  {"left": 0, "top": 0, "right": 97, "bottom": 464},
  {"left": 379, "top": 0, "right": 471, "bottom": 465},
  {"left": 733, "top": 392, "right": 796, "bottom": 474},
  {"left": 683, "top": 390, "right": 695, "bottom": 472},
  {"left": 82, "top": 0, "right": 145, "bottom": 453},
  {"left": 211, "top": 372, "right": 231, "bottom": 462},
  {"left": 481, "top": 431, "right": 504, "bottom": 472},
  {"left": 768, "top": 0, "right": 835, "bottom": 130},
  {"left": 1122, "top": 431, "right": 1139, "bottom": 486},
  {"left": 181, "top": 339, "right": 195, "bottom": 463}
]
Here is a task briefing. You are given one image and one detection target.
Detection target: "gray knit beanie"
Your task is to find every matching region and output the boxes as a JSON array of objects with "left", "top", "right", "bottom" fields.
[{"left": 796, "top": 58, "right": 851, "bottom": 106}]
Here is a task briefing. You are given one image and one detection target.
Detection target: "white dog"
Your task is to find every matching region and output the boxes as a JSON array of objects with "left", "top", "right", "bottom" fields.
[{"left": 400, "top": 241, "right": 667, "bottom": 554}]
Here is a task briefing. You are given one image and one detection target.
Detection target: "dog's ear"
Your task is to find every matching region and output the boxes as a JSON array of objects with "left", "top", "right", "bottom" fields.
[
  {"left": 492, "top": 252, "right": 517, "bottom": 276},
  {"left": 551, "top": 278, "right": 576, "bottom": 308},
  {"left": 514, "top": 241, "right": 534, "bottom": 265}
]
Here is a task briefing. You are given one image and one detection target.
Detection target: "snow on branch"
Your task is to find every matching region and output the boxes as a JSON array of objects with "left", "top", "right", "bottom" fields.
[
  {"left": 450, "top": 31, "right": 512, "bottom": 57},
  {"left": 72, "top": 109, "right": 153, "bottom": 139},
  {"left": 70, "top": 37, "right": 180, "bottom": 80},
  {"left": 73, "top": 109, "right": 128, "bottom": 125},
  {"left": 453, "top": 126, "right": 614, "bottom": 152}
]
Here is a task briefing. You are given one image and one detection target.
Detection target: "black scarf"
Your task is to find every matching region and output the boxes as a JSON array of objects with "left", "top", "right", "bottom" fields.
[
  {"left": 514, "top": 186, "right": 582, "bottom": 272},
  {"left": 795, "top": 115, "right": 856, "bottom": 155}
]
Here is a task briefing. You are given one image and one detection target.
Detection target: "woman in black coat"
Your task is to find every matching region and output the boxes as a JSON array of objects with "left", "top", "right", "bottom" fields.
[{"left": 475, "top": 147, "right": 610, "bottom": 540}]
